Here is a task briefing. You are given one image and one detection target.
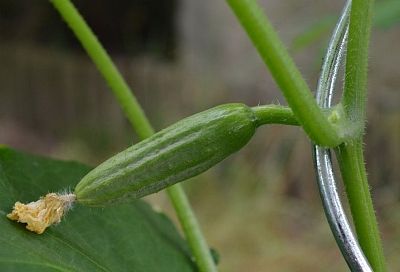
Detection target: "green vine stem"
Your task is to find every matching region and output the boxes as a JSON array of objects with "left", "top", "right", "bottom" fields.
[
  {"left": 51, "top": 0, "right": 154, "bottom": 140},
  {"left": 337, "top": 0, "right": 386, "bottom": 270},
  {"left": 251, "top": 105, "right": 298, "bottom": 126},
  {"left": 342, "top": 0, "right": 374, "bottom": 136},
  {"left": 335, "top": 140, "right": 386, "bottom": 271},
  {"left": 168, "top": 186, "right": 217, "bottom": 272},
  {"left": 227, "top": 0, "right": 342, "bottom": 147},
  {"left": 49, "top": 1, "right": 217, "bottom": 271}
]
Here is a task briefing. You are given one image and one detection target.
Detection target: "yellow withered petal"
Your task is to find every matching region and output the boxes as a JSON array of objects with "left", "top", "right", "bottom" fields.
[{"left": 7, "top": 193, "right": 75, "bottom": 234}]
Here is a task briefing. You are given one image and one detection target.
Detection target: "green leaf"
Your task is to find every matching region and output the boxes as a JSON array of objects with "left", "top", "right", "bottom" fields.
[{"left": 0, "top": 147, "right": 196, "bottom": 272}]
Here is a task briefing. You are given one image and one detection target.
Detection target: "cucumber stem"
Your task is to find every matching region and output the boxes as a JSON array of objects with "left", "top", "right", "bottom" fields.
[
  {"left": 251, "top": 105, "right": 298, "bottom": 127},
  {"left": 335, "top": 140, "right": 387, "bottom": 271},
  {"left": 50, "top": 1, "right": 217, "bottom": 271},
  {"left": 227, "top": 0, "right": 342, "bottom": 147}
]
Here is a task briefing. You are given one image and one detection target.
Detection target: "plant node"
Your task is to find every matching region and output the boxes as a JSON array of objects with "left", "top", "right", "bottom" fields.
[{"left": 328, "top": 109, "right": 341, "bottom": 124}]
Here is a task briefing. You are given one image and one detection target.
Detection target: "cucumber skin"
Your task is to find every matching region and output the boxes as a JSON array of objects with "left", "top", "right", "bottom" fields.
[{"left": 75, "top": 103, "right": 257, "bottom": 206}]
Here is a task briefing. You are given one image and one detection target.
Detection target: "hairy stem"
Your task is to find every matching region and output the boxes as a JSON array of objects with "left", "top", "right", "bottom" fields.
[
  {"left": 251, "top": 105, "right": 298, "bottom": 127},
  {"left": 50, "top": 0, "right": 153, "bottom": 139},
  {"left": 168, "top": 186, "right": 217, "bottom": 272},
  {"left": 342, "top": 0, "right": 374, "bottom": 136},
  {"left": 335, "top": 141, "right": 386, "bottom": 271},
  {"left": 339, "top": 0, "right": 387, "bottom": 270},
  {"left": 227, "top": 0, "right": 342, "bottom": 147},
  {"left": 50, "top": 1, "right": 217, "bottom": 271}
]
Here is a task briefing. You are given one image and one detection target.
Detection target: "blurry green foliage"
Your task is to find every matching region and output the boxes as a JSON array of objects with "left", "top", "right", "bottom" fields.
[{"left": 291, "top": 0, "right": 400, "bottom": 52}]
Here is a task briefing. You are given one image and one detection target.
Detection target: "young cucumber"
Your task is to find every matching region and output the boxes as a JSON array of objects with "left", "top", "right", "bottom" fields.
[{"left": 75, "top": 103, "right": 258, "bottom": 206}]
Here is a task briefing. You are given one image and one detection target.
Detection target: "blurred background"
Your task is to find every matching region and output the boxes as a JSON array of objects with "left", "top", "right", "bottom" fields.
[{"left": 0, "top": 0, "right": 399, "bottom": 270}]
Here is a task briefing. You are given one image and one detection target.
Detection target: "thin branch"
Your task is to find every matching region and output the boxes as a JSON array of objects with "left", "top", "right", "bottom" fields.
[{"left": 49, "top": 1, "right": 217, "bottom": 271}]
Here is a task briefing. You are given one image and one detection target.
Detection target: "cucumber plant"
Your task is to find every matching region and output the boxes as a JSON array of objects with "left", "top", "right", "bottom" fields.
[{"left": 4, "top": 0, "right": 389, "bottom": 271}]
